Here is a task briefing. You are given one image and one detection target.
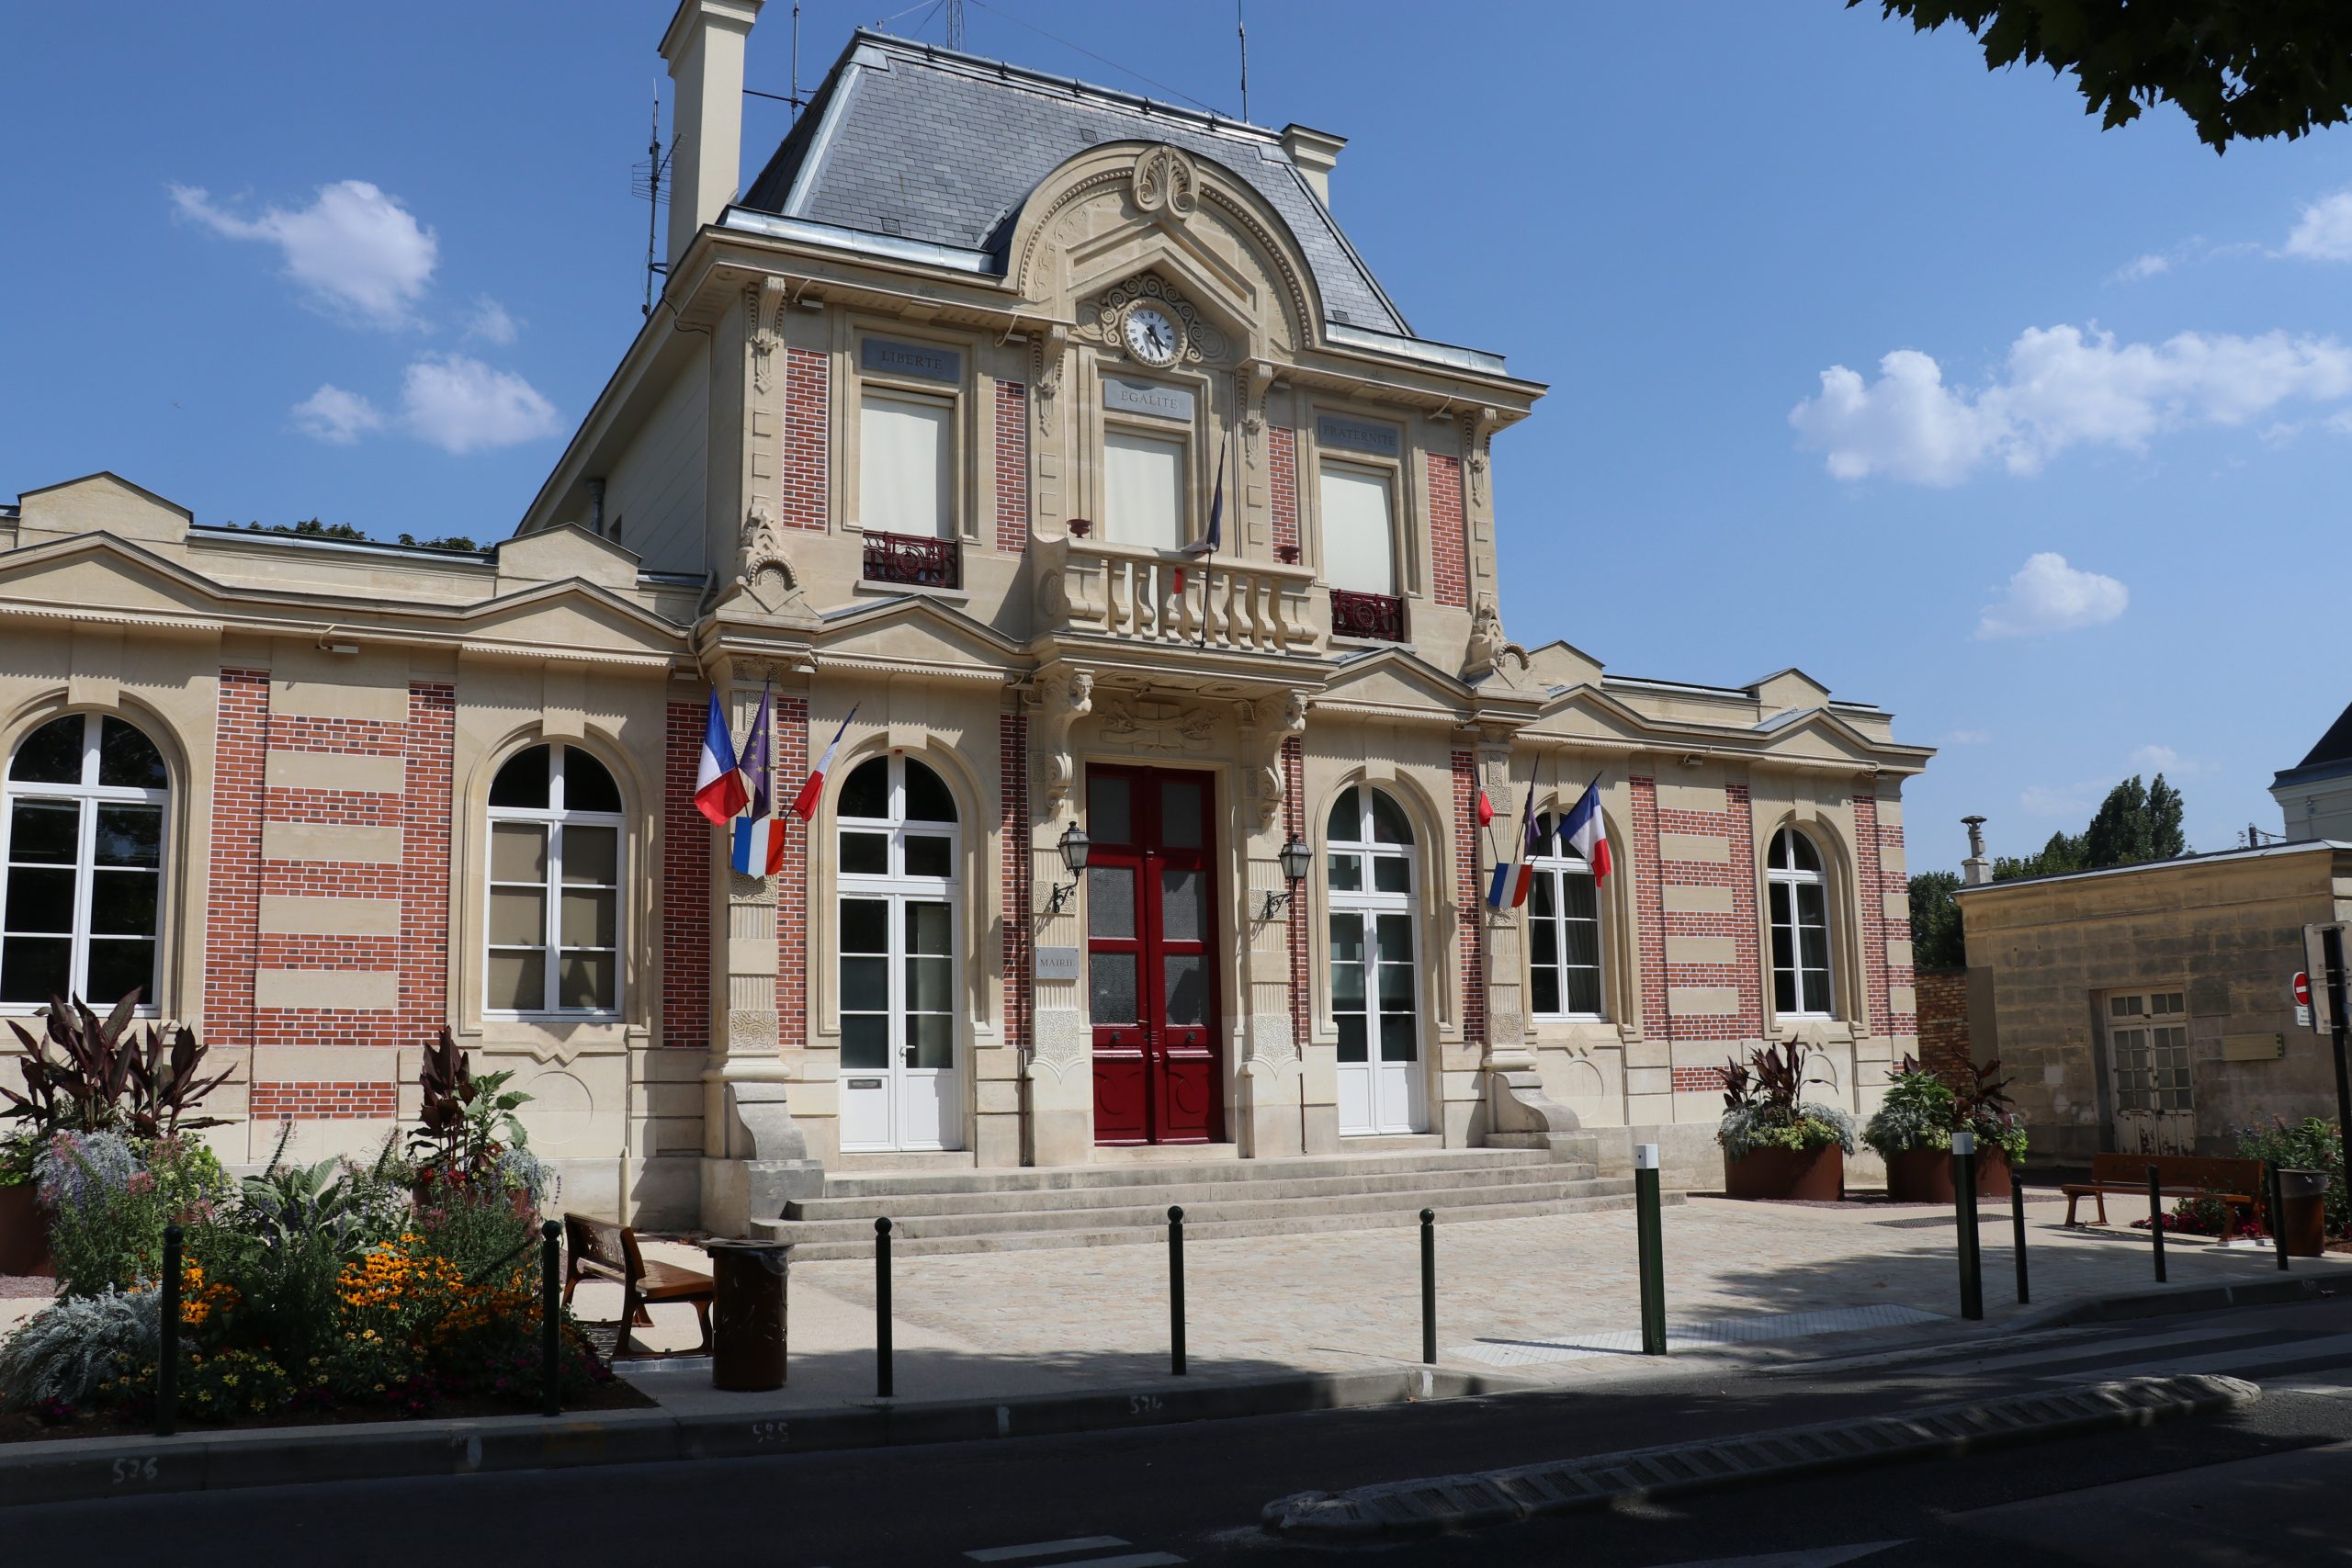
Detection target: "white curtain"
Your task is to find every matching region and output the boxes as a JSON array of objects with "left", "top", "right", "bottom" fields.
[
  {"left": 1103, "top": 430, "right": 1184, "bottom": 550},
  {"left": 860, "top": 391, "right": 954, "bottom": 538},
  {"left": 1320, "top": 463, "right": 1395, "bottom": 593}
]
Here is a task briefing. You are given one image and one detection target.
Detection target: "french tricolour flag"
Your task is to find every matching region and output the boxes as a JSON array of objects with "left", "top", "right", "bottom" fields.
[
  {"left": 693, "top": 690, "right": 747, "bottom": 826},
  {"left": 1486, "top": 774, "right": 1540, "bottom": 910},
  {"left": 731, "top": 685, "right": 786, "bottom": 877},
  {"left": 1563, "top": 776, "right": 1611, "bottom": 882},
  {"left": 791, "top": 705, "right": 859, "bottom": 822}
]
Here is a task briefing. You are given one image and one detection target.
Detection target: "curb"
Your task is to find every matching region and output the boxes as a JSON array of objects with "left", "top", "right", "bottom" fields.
[
  {"left": 0, "top": 1363, "right": 1531, "bottom": 1509},
  {"left": 2021, "top": 1272, "right": 2344, "bottom": 1331},
  {"left": 1261, "top": 1372, "right": 2260, "bottom": 1540}
]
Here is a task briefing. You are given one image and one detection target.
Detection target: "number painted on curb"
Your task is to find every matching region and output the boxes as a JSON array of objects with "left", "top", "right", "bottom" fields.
[
  {"left": 1127, "top": 1394, "right": 1162, "bottom": 1416},
  {"left": 750, "top": 1421, "right": 790, "bottom": 1446},
  {"left": 111, "top": 1456, "right": 159, "bottom": 1484}
]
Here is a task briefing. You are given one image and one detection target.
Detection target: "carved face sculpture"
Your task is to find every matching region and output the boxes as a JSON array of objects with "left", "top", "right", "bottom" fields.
[{"left": 1123, "top": 304, "right": 1180, "bottom": 367}]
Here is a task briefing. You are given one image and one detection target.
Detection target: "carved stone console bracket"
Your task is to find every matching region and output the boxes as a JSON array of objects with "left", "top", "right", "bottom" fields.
[
  {"left": 1243, "top": 689, "right": 1308, "bottom": 830},
  {"left": 1038, "top": 668, "right": 1094, "bottom": 813}
]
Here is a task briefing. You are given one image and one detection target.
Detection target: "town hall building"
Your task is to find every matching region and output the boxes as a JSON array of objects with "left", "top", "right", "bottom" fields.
[{"left": 0, "top": 4, "right": 1929, "bottom": 1233}]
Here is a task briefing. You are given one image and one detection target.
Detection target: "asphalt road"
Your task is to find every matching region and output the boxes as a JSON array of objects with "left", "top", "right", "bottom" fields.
[{"left": 18, "top": 1297, "right": 2352, "bottom": 1567}]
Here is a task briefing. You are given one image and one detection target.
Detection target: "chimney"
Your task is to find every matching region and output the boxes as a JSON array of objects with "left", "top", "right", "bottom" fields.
[
  {"left": 1279, "top": 123, "right": 1346, "bottom": 208},
  {"left": 1961, "top": 815, "right": 1991, "bottom": 886},
  {"left": 661, "top": 0, "right": 763, "bottom": 275}
]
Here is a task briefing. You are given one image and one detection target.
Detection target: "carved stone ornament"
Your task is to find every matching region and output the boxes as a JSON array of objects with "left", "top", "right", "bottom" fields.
[
  {"left": 1039, "top": 669, "right": 1094, "bottom": 811},
  {"left": 1081, "top": 274, "right": 1230, "bottom": 367},
  {"left": 1466, "top": 406, "right": 1497, "bottom": 507},
  {"left": 1245, "top": 690, "right": 1308, "bottom": 829},
  {"left": 1034, "top": 322, "right": 1069, "bottom": 434},
  {"left": 1462, "top": 592, "right": 1530, "bottom": 683},
  {"left": 1237, "top": 362, "right": 1273, "bottom": 469},
  {"left": 1131, "top": 144, "right": 1199, "bottom": 220},
  {"left": 1098, "top": 690, "right": 1216, "bottom": 754},
  {"left": 741, "top": 503, "right": 797, "bottom": 594},
  {"left": 747, "top": 279, "right": 786, "bottom": 395}
]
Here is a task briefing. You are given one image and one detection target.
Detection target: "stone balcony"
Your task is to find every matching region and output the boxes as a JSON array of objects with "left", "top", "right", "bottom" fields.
[{"left": 1036, "top": 531, "right": 1325, "bottom": 658}]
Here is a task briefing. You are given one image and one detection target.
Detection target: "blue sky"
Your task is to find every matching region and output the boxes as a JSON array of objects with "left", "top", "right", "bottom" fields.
[{"left": 6, "top": 2, "right": 2349, "bottom": 874}]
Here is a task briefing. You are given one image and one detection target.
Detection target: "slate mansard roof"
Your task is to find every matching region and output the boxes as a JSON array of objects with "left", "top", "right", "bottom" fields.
[
  {"left": 2276, "top": 697, "right": 2352, "bottom": 790},
  {"left": 740, "top": 31, "right": 1414, "bottom": 339}
]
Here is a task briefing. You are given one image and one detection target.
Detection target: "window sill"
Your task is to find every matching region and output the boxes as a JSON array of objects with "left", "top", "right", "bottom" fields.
[
  {"left": 851, "top": 579, "right": 972, "bottom": 605},
  {"left": 482, "top": 1010, "right": 625, "bottom": 1026}
]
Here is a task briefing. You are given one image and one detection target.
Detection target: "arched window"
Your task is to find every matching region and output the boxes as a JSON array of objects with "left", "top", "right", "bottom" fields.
[
  {"left": 485, "top": 743, "right": 623, "bottom": 1016},
  {"left": 2, "top": 714, "right": 168, "bottom": 1008},
  {"left": 837, "top": 754, "right": 963, "bottom": 1152},
  {"left": 1766, "top": 827, "right": 1833, "bottom": 1018},
  {"left": 1528, "top": 808, "right": 1604, "bottom": 1019},
  {"left": 1325, "top": 785, "right": 1423, "bottom": 1136}
]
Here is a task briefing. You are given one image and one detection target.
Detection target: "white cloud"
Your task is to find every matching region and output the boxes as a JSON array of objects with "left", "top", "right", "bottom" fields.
[
  {"left": 2130, "top": 744, "right": 2179, "bottom": 773},
  {"left": 171, "top": 179, "right": 436, "bottom": 327},
  {"left": 1792, "top": 325, "right": 2352, "bottom": 485},
  {"left": 462, "top": 296, "right": 519, "bottom": 345},
  {"left": 1944, "top": 728, "right": 1993, "bottom": 745},
  {"left": 289, "top": 384, "right": 386, "bottom": 445},
  {"left": 2110, "top": 253, "right": 2172, "bottom": 282},
  {"left": 399, "top": 354, "right": 560, "bottom": 454},
  {"left": 1976, "top": 552, "right": 2128, "bottom": 639},
  {"left": 2284, "top": 190, "right": 2352, "bottom": 261}
]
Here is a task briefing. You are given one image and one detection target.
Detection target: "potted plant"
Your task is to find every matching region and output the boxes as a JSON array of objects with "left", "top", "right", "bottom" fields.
[
  {"left": 1716, "top": 1042, "right": 1856, "bottom": 1200},
  {"left": 1864, "top": 1057, "right": 2027, "bottom": 1201},
  {"left": 407, "top": 1030, "right": 548, "bottom": 1218}
]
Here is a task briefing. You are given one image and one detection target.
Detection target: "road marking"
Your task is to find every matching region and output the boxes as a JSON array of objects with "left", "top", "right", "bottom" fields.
[
  {"left": 1635, "top": 1543, "right": 1907, "bottom": 1568},
  {"left": 962, "top": 1539, "right": 1171, "bottom": 1564},
  {"left": 1452, "top": 1305, "right": 1942, "bottom": 1365},
  {"left": 1927, "top": 1325, "right": 2301, "bottom": 1376},
  {"left": 2040, "top": 1331, "right": 2352, "bottom": 1383}
]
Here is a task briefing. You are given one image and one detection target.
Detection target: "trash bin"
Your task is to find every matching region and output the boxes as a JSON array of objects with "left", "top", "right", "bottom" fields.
[
  {"left": 2277, "top": 1169, "right": 2329, "bottom": 1258},
  {"left": 702, "top": 1238, "right": 793, "bottom": 1392}
]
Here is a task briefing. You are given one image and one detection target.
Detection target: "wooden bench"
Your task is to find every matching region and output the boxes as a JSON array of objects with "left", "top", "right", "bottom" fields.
[
  {"left": 2062, "top": 1154, "right": 2263, "bottom": 1231},
  {"left": 561, "top": 1213, "right": 713, "bottom": 1358}
]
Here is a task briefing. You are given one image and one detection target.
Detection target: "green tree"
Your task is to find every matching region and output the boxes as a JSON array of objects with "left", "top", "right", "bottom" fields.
[
  {"left": 1993, "top": 773, "right": 2187, "bottom": 881},
  {"left": 1908, "top": 869, "right": 1966, "bottom": 969},
  {"left": 1993, "top": 829, "right": 2084, "bottom": 882},
  {"left": 1851, "top": 2, "right": 2352, "bottom": 152}
]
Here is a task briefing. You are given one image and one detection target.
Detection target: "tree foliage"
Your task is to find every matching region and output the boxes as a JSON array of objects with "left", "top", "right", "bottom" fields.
[
  {"left": 237, "top": 519, "right": 479, "bottom": 553},
  {"left": 1994, "top": 773, "right": 2187, "bottom": 882},
  {"left": 1852, "top": 2, "right": 2352, "bottom": 151},
  {"left": 1908, "top": 869, "right": 1966, "bottom": 970}
]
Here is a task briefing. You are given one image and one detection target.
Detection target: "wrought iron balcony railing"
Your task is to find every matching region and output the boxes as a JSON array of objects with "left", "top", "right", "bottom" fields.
[
  {"left": 863, "top": 530, "right": 960, "bottom": 590},
  {"left": 1329, "top": 588, "right": 1406, "bottom": 643}
]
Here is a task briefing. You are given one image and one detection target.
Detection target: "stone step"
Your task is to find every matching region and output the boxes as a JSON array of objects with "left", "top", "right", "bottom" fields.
[
  {"left": 761, "top": 1188, "right": 1677, "bottom": 1261},
  {"left": 775, "top": 1177, "right": 1633, "bottom": 1244},
  {"left": 785, "top": 1159, "right": 1601, "bottom": 1221},
  {"left": 817, "top": 1147, "right": 1567, "bottom": 1199}
]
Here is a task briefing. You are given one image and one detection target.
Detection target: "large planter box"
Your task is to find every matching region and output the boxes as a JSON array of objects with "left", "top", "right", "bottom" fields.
[
  {"left": 1883, "top": 1145, "right": 2013, "bottom": 1202},
  {"left": 1723, "top": 1145, "right": 1844, "bottom": 1201},
  {"left": 0, "top": 1181, "right": 51, "bottom": 1276}
]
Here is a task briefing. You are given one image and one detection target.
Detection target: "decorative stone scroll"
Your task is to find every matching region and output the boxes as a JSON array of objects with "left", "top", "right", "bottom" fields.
[
  {"left": 1083, "top": 274, "right": 1230, "bottom": 367},
  {"left": 1038, "top": 669, "right": 1093, "bottom": 812},
  {"left": 1131, "top": 144, "right": 1198, "bottom": 220}
]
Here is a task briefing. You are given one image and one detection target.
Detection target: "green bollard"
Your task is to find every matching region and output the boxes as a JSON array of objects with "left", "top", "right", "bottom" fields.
[
  {"left": 1634, "top": 1143, "right": 1667, "bottom": 1355},
  {"left": 1168, "top": 1205, "right": 1187, "bottom": 1377},
  {"left": 1419, "top": 1209, "right": 1437, "bottom": 1366}
]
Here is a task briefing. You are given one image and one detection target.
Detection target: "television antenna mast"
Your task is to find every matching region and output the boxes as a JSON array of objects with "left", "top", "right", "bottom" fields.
[{"left": 632, "top": 88, "right": 672, "bottom": 316}]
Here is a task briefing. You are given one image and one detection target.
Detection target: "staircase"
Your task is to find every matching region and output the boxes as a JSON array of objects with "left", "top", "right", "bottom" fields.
[{"left": 752, "top": 1146, "right": 1675, "bottom": 1260}]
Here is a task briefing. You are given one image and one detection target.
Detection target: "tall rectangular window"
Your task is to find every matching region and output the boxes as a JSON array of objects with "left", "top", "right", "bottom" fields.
[
  {"left": 1320, "top": 462, "right": 1395, "bottom": 594},
  {"left": 1103, "top": 429, "right": 1184, "bottom": 550},
  {"left": 859, "top": 390, "right": 954, "bottom": 538}
]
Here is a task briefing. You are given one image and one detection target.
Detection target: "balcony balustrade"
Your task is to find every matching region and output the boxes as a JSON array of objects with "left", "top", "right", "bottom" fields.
[
  {"left": 1329, "top": 588, "right": 1407, "bottom": 643},
  {"left": 863, "top": 530, "right": 961, "bottom": 590},
  {"left": 1038, "top": 532, "right": 1324, "bottom": 656}
]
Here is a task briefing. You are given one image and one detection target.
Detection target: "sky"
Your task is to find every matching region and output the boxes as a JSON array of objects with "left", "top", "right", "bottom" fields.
[{"left": 5, "top": 1, "right": 2349, "bottom": 874}]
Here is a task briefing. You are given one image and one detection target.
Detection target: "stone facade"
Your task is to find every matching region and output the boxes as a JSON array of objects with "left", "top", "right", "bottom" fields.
[{"left": 0, "top": 17, "right": 1928, "bottom": 1222}]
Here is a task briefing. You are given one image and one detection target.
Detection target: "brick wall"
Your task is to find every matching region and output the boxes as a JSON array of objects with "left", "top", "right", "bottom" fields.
[
  {"left": 1629, "top": 776, "right": 1667, "bottom": 1036},
  {"left": 249, "top": 1082, "right": 397, "bottom": 1120},
  {"left": 1269, "top": 427, "right": 1299, "bottom": 560},
  {"left": 1917, "top": 969, "right": 1969, "bottom": 1081},
  {"left": 1283, "top": 736, "right": 1306, "bottom": 1045},
  {"left": 1000, "top": 712, "right": 1031, "bottom": 1054},
  {"left": 994, "top": 380, "right": 1028, "bottom": 554},
  {"left": 1875, "top": 803, "right": 1917, "bottom": 1038},
  {"left": 203, "top": 669, "right": 268, "bottom": 1050},
  {"left": 1671, "top": 1066, "right": 1722, "bottom": 1094},
  {"left": 1852, "top": 795, "right": 1889, "bottom": 1034},
  {"left": 1428, "top": 453, "right": 1467, "bottom": 609},
  {"left": 662, "top": 701, "right": 711, "bottom": 1051},
  {"left": 400, "top": 684, "right": 454, "bottom": 1047},
  {"left": 1655, "top": 784, "right": 1764, "bottom": 1042},
  {"left": 1451, "top": 751, "right": 1484, "bottom": 1046},
  {"left": 782, "top": 346, "right": 828, "bottom": 532},
  {"left": 773, "top": 695, "right": 810, "bottom": 1049}
]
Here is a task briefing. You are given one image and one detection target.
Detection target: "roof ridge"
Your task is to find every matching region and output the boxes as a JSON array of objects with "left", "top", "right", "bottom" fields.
[{"left": 844, "top": 28, "right": 1272, "bottom": 140}]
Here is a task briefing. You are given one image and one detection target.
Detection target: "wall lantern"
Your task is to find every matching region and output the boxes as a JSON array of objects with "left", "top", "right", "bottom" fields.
[
  {"left": 1044, "top": 820, "right": 1091, "bottom": 915},
  {"left": 1260, "top": 833, "right": 1313, "bottom": 920}
]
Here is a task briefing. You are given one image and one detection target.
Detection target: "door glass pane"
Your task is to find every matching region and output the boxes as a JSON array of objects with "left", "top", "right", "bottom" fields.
[
  {"left": 1327, "top": 852, "right": 1362, "bottom": 892},
  {"left": 1372, "top": 854, "right": 1409, "bottom": 894},
  {"left": 9, "top": 801, "right": 77, "bottom": 863},
  {"left": 841, "top": 1013, "right": 888, "bottom": 1068},
  {"left": 1088, "top": 866, "right": 1135, "bottom": 939},
  {"left": 1159, "top": 780, "right": 1203, "bottom": 847},
  {"left": 904, "top": 834, "right": 954, "bottom": 879},
  {"left": 557, "top": 952, "right": 615, "bottom": 1010},
  {"left": 6, "top": 867, "right": 74, "bottom": 932},
  {"left": 561, "top": 825, "right": 617, "bottom": 884},
  {"left": 841, "top": 957, "right": 888, "bottom": 1010},
  {"left": 89, "top": 872, "right": 158, "bottom": 938},
  {"left": 86, "top": 940, "right": 156, "bottom": 1006},
  {"left": 491, "top": 822, "right": 547, "bottom": 882},
  {"left": 1374, "top": 913, "right": 1413, "bottom": 964},
  {"left": 839, "top": 831, "right": 888, "bottom": 874},
  {"left": 488, "top": 950, "right": 544, "bottom": 1011},
  {"left": 1530, "top": 909, "right": 1557, "bottom": 965},
  {"left": 839, "top": 757, "right": 888, "bottom": 819},
  {"left": 9, "top": 716, "right": 82, "bottom": 784},
  {"left": 1379, "top": 1012, "right": 1417, "bottom": 1062},
  {"left": 1335, "top": 1013, "right": 1368, "bottom": 1064},
  {"left": 1368, "top": 790, "right": 1412, "bottom": 844},
  {"left": 560, "top": 888, "right": 616, "bottom": 947},
  {"left": 490, "top": 746, "right": 551, "bottom": 808},
  {"left": 0, "top": 935, "right": 70, "bottom": 1003},
  {"left": 490, "top": 887, "right": 546, "bottom": 946},
  {"left": 1088, "top": 774, "right": 1131, "bottom": 844},
  {"left": 1377, "top": 961, "right": 1413, "bottom": 1010},
  {"left": 1090, "top": 952, "right": 1137, "bottom": 1024},
  {"left": 907, "top": 1011, "right": 954, "bottom": 1069},
  {"left": 907, "top": 956, "right": 953, "bottom": 1012},
  {"left": 904, "top": 761, "right": 956, "bottom": 823},
  {"left": 907, "top": 901, "right": 951, "bottom": 954},
  {"left": 841, "top": 897, "right": 888, "bottom": 953},
  {"left": 1163, "top": 954, "right": 1205, "bottom": 1027},
  {"left": 93, "top": 806, "right": 162, "bottom": 869},
  {"left": 96, "top": 719, "right": 166, "bottom": 789},
  {"left": 1159, "top": 867, "right": 1204, "bottom": 943},
  {"left": 1326, "top": 787, "right": 1358, "bottom": 844},
  {"left": 1329, "top": 915, "right": 1364, "bottom": 1003}
]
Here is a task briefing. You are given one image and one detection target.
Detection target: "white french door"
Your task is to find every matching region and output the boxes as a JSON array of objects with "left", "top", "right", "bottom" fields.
[
  {"left": 1327, "top": 785, "right": 1424, "bottom": 1136},
  {"left": 839, "top": 893, "right": 960, "bottom": 1152}
]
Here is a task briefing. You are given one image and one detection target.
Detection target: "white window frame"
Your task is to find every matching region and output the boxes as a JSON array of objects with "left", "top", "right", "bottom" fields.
[
  {"left": 835, "top": 754, "right": 964, "bottom": 1079},
  {"left": 1527, "top": 815, "right": 1605, "bottom": 1021},
  {"left": 0, "top": 712, "right": 168, "bottom": 1014},
  {"left": 1766, "top": 827, "right": 1835, "bottom": 1020},
  {"left": 1323, "top": 784, "right": 1419, "bottom": 1030},
  {"left": 483, "top": 743, "right": 626, "bottom": 1021},
  {"left": 851, "top": 330, "right": 970, "bottom": 542},
  {"left": 1317, "top": 458, "right": 1401, "bottom": 597}
]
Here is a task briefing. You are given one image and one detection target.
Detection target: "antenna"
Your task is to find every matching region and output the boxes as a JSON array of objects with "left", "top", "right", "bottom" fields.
[
  {"left": 632, "top": 87, "right": 673, "bottom": 316},
  {"left": 945, "top": 0, "right": 966, "bottom": 49},
  {"left": 1238, "top": 1, "right": 1249, "bottom": 121},
  {"left": 791, "top": 1, "right": 801, "bottom": 122}
]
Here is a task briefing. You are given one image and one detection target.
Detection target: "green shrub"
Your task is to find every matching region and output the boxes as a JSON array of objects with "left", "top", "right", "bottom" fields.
[
  {"left": 2234, "top": 1116, "right": 2346, "bottom": 1235},
  {"left": 1717, "top": 1042, "right": 1858, "bottom": 1159},
  {"left": 0, "top": 1287, "right": 160, "bottom": 1411}
]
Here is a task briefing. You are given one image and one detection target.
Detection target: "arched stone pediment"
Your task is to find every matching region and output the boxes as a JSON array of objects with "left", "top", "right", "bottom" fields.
[{"left": 1008, "top": 141, "right": 1323, "bottom": 358}]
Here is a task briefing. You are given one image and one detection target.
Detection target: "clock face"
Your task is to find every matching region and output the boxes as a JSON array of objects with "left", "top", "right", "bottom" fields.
[{"left": 1123, "top": 305, "right": 1180, "bottom": 366}]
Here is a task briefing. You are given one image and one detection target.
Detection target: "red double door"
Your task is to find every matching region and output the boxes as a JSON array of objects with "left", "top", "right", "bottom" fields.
[{"left": 1086, "top": 765, "right": 1221, "bottom": 1145}]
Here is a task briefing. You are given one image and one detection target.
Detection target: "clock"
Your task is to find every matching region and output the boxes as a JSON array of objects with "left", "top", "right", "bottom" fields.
[{"left": 1122, "top": 304, "right": 1181, "bottom": 367}]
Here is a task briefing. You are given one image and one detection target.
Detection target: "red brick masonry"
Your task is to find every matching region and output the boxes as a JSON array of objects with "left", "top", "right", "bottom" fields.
[{"left": 249, "top": 1081, "right": 398, "bottom": 1121}]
